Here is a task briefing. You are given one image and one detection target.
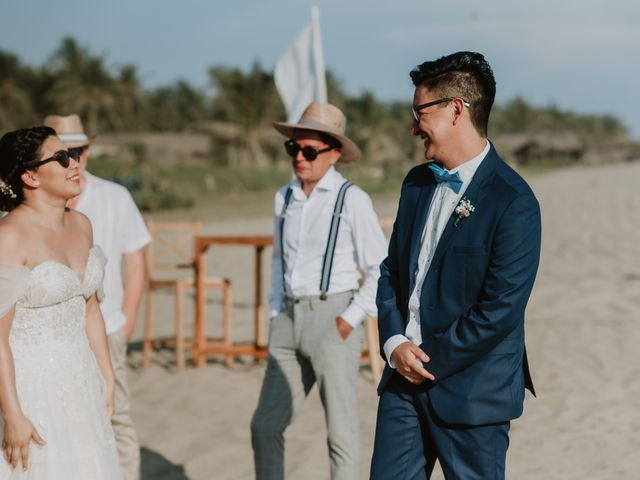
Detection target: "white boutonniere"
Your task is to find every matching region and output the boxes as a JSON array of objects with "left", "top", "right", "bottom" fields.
[{"left": 453, "top": 197, "right": 475, "bottom": 227}]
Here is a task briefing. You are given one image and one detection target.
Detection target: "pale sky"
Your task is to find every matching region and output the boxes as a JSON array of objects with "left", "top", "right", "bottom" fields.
[{"left": 1, "top": 0, "right": 638, "bottom": 137}]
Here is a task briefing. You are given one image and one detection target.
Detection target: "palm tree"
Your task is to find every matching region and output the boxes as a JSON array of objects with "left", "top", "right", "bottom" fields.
[
  {"left": 46, "top": 37, "right": 117, "bottom": 134},
  {"left": 209, "top": 62, "right": 283, "bottom": 167},
  {"left": 172, "top": 80, "right": 207, "bottom": 129},
  {"left": 0, "top": 51, "right": 36, "bottom": 130},
  {"left": 325, "top": 69, "right": 347, "bottom": 110},
  {"left": 146, "top": 80, "right": 207, "bottom": 131},
  {"left": 113, "top": 64, "right": 148, "bottom": 131}
]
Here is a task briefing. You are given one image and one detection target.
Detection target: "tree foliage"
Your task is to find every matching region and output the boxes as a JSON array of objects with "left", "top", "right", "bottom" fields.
[
  {"left": 46, "top": 37, "right": 117, "bottom": 134},
  {"left": 490, "top": 96, "right": 628, "bottom": 141},
  {"left": 0, "top": 37, "right": 630, "bottom": 170}
]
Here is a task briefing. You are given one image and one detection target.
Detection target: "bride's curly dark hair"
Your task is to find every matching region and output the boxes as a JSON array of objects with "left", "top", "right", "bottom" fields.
[{"left": 0, "top": 126, "right": 56, "bottom": 212}]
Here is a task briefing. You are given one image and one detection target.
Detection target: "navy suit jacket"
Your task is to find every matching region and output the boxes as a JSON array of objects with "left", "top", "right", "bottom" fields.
[{"left": 376, "top": 144, "right": 540, "bottom": 426}]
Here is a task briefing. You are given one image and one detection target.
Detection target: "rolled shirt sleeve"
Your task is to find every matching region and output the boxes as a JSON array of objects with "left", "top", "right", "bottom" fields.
[{"left": 339, "top": 188, "right": 388, "bottom": 328}]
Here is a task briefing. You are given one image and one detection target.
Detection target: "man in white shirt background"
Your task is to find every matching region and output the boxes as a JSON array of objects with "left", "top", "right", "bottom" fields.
[
  {"left": 250, "top": 102, "right": 387, "bottom": 480},
  {"left": 44, "top": 114, "right": 151, "bottom": 480}
]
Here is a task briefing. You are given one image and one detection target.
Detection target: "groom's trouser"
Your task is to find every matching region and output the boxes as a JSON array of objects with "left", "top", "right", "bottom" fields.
[
  {"left": 370, "top": 374, "right": 510, "bottom": 480},
  {"left": 108, "top": 328, "right": 141, "bottom": 480},
  {"left": 251, "top": 291, "right": 363, "bottom": 480}
]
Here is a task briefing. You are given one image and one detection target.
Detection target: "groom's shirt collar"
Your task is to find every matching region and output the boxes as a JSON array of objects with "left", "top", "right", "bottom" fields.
[{"left": 444, "top": 139, "right": 490, "bottom": 188}]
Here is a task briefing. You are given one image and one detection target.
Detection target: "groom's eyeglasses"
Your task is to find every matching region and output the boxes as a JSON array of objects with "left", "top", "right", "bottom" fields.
[
  {"left": 31, "top": 149, "right": 80, "bottom": 169},
  {"left": 284, "top": 140, "right": 337, "bottom": 161},
  {"left": 412, "top": 97, "right": 471, "bottom": 122}
]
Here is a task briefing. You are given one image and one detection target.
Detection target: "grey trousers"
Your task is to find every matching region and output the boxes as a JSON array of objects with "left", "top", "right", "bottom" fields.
[
  {"left": 251, "top": 291, "right": 363, "bottom": 480},
  {"left": 108, "top": 328, "right": 141, "bottom": 480}
]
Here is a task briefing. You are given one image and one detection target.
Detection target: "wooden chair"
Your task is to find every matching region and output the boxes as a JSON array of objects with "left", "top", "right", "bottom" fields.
[
  {"left": 358, "top": 216, "right": 395, "bottom": 384},
  {"left": 142, "top": 220, "right": 232, "bottom": 370},
  {"left": 362, "top": 317, "right": 383, "bottom": 385}
]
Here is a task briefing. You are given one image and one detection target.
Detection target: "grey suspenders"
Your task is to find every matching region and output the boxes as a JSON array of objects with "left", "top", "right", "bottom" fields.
[
  {"left": 319, "top": 180, "right": 353, "bottom": 299},
  {"left": 278, "top": 186, "right": 294, "bottom": 282},
  {"left": 279, "top": 180, "right": 354, "bottom": 300}
]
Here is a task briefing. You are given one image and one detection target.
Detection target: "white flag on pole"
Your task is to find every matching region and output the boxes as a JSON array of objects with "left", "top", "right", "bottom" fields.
[{"left": 274, "top": 6, "right": 327, "bottom": 123}]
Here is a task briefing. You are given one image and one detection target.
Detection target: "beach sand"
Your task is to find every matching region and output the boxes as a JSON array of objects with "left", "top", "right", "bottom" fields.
[{"left": 127, "top": 161, "right": 640, "bottom": 479}]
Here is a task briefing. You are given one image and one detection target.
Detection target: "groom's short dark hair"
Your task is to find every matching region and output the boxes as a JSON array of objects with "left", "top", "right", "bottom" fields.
[{"left": 410, "top": 51, "right": 496, "bottom": 136}]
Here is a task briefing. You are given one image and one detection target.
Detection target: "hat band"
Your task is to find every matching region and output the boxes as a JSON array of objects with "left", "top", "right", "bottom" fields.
[
  {"left": 296, "top": 118, "right": 344, "bottom": 136},
  {"left": 57, "top": 133, "right": 89, "bottom": 143}
]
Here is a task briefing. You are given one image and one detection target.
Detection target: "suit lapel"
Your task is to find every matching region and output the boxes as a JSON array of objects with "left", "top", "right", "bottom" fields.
[{"left": 427, "top": 144, "right": 500, "bottom": 272}]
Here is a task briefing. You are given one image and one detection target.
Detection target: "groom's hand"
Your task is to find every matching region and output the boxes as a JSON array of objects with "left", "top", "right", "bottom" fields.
[{"left": 390, "top": 342, "right": 435, "bottom": 384}]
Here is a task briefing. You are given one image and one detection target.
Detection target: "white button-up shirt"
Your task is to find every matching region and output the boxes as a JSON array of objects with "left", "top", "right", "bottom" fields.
[
  {"left": 383, "top": 141, "right": 490, "bottom": 365},
  {"left": 75, "top": 172, "right": 152, "bottom": 335},
  {"left": 269, "top": 167, "right": 388, "bottom": 327}
]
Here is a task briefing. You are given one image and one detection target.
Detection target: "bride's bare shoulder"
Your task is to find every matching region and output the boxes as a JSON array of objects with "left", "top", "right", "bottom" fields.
[
  {"left": 66, "top": 209, "right": 94, "bottom": 245},
  {"left": 0, "top": 215, "right": 26, "bottom": 265}
]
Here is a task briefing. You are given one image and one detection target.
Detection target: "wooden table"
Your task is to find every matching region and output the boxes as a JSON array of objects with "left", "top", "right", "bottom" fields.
[
  {"left": 192, "top": 234, "right": 383, "bottom": 383},
  {"left": 194, "top": 235, "right": 273, "bottom": 367}
]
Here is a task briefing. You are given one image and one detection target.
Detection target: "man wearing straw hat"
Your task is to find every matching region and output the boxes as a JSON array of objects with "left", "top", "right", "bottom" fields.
[
  {"left": 43, "top": 114, "right": 150, "bottom": 480},
  {"left": 251, "top": 102, "right": 387, "bottom": 479}
]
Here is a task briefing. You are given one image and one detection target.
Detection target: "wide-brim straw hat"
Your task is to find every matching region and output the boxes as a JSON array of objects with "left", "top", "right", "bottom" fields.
[
  {"left": 273, "top": 102, "right": 361, "bottom": 163},
  {"left": 43, "top": 114, "right": 96, "bottom": 148}
]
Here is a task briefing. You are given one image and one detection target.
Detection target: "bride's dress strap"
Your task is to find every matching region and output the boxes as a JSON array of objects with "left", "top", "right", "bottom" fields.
[{"left": 0, "top": 264, "right": 31, "bottom": 318}]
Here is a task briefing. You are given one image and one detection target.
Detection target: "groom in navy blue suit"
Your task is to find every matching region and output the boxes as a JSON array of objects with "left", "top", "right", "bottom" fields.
[{"left": 370, "top": 52, "right": 541, "bottom": 479}]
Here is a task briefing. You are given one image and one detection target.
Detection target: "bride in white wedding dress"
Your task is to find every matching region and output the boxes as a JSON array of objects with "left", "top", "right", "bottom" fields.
[{"left": 0, "top": 127, "right": 123, "bottom": 479}]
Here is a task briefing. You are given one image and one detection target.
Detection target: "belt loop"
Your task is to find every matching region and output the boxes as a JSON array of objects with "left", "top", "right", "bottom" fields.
[{"left": 285, "top": 296, "right": 301, "bottom": 305}]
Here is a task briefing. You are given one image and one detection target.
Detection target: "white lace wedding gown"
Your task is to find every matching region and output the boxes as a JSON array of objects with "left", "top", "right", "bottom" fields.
[{"left": 0, "top": 246, "right": 124, "bottom": 479}]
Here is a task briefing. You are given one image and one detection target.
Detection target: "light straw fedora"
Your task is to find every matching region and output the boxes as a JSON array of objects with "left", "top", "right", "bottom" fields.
[
  {"left": 43, "top": 114, "right": 95, "bottom": 148},
  {"left": 273, "top": 102, "right": 361, "bottom": 163}
]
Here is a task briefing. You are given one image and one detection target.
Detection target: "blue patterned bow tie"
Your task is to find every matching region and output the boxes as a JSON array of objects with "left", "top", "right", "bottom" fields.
[{"left": 427, "top": 163, "right": 463, "bottom": 193}]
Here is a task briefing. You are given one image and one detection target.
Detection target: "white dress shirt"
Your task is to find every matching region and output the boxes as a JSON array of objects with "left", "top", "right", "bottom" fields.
[
  {"left": 269, "top": 167, "right": 388, "bottom": 328},
  {"left": 384, "top": 141, "right": 490, "bottom": 365},
  {"left": 75, "top": 172, "right": 152, "bottom": 335}
]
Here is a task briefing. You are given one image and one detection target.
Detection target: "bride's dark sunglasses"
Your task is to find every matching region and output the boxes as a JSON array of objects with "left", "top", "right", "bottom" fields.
[
  {"left": 31, "top": 149, "right": 80, "bottom": 169},
  {"left": 284, "top": 139, "right": 337, "bottom": 161}
]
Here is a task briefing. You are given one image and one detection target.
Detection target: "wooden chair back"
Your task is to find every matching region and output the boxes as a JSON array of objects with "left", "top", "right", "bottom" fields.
[{"left": 145, "top": 220, "right": 201, "bottom": 277}]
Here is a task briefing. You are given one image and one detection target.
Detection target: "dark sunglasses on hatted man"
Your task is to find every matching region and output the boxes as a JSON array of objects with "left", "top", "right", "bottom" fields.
[
  {"left": 284, "top": 139, "right": 337, "bottom": 161},
  {"left": 68, "top": 145, "right": 88, "bottom": 158},
  {"left": 31, "top": 149, "right": 80, "bottom": 169}
]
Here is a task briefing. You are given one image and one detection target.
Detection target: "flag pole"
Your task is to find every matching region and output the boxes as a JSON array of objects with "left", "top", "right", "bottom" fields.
[{"left": 311, "top": 6, "right": 327, "bottom": 103}]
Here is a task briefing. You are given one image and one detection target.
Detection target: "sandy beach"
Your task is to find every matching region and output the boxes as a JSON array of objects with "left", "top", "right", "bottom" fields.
[{"left": 127, "top": 161, "right": 640, "bottom": 479}]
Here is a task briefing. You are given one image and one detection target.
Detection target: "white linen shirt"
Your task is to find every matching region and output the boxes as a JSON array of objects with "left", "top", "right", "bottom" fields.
[
  {"left": 269, "top": 167, "right": 387, "bottom": 328},
  {"left": 383, "top": 141, "right": 490, "bottom": 365},
  {"left": 75, "top": 172, "right": 152, "bottom": 335}
]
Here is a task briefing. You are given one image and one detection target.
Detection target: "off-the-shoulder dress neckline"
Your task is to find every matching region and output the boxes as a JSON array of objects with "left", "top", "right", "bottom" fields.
[{"left": 3, "top": 245, "right": 102, "bottom": 285}]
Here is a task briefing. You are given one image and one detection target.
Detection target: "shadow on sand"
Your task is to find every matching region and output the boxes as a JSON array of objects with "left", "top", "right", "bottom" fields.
[{"left": 141, "top": 447, "right": 189, "bottom": 480}]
